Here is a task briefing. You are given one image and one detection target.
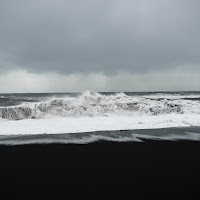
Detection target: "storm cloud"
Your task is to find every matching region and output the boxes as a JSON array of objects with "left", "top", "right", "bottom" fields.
[{"left": 0, "top": 0, "right": 200, "bottom": 92}]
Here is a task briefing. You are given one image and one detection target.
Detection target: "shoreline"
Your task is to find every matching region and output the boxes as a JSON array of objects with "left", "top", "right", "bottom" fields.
[{"left": 1, "top": 126, "right": 200, "bottom": 145}]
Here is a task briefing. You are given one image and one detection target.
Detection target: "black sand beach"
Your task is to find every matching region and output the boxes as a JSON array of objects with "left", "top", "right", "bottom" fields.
[{"left": 1, "top": 141, "right": 200, "bottom": 198}]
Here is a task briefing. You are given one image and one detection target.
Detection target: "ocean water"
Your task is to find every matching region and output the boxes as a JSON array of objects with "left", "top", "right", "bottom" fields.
[{"left": 0, "top": 91, "right": 200, "bottom": 144}]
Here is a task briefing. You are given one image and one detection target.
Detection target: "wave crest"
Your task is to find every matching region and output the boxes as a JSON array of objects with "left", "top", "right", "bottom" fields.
[{"left": 0, "top": 91, "right": 199, "bottom": 120}]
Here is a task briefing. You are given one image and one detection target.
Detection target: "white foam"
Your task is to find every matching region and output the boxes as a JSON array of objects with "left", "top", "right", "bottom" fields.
[
  {"left": 143, "top": 93, "right": 200, "bottom": 99},
  {"left": 1, "top": 91, "right": 200, "bottom": 136},
  {"left": 1, "top": 91, "right": 200, "bottom": 120},
  {"left": 0, "top": 114, "right": 200, "bottom": 135}
]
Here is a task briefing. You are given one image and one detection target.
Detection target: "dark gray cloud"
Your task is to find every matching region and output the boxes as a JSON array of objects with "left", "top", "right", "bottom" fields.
[{"left": 0, "top": 0, "right": 200, "bottom": 74}]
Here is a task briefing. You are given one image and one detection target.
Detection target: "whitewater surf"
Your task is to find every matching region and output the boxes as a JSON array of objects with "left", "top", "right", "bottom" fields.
[{"left": 0, "top": 91, "right": 200, "bottom": 139}]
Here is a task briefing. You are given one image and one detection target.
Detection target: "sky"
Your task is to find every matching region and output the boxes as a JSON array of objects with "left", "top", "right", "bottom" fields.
[{"left": 0, "top": 0, "right": 200, "bottom": 92}]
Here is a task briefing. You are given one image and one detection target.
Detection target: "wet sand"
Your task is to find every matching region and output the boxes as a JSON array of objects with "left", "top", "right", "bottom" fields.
[{"left": 1, "top": 141, "right": 200, "bottom": 198}]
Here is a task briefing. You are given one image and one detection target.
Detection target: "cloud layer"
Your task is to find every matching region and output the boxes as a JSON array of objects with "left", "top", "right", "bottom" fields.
[
  {"left": 0, "top": 67, "right": 199, "bottom": 93},
  {"left": 0, "top": 0, "right": 200, "bottom": 91}
]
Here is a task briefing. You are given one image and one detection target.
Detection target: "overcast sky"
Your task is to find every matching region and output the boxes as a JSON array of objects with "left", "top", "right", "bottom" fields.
[{"left": 0, "top": 0, "right": 200, "bottom": 92}]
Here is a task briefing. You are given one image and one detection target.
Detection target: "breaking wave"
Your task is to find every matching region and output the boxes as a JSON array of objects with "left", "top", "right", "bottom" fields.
[{"left": 0, "top": 91, "right": 200, "bottom": 120}]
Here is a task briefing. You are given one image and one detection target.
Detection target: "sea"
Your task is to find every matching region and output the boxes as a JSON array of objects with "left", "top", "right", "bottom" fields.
[{"left": 0, "top": 91, "right": 200, "bottom": 145}]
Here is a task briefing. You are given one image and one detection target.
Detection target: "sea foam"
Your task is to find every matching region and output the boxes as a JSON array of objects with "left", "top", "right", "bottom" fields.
[
  {"left": 0, "top": 91, "right": 200, "bottom": 136},
  {"left": 0, "top": 91, "right": 199, "bottom": 120}
]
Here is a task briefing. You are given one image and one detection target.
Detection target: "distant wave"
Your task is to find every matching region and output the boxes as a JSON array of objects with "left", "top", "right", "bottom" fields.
[{"left": 0, "top": 91, "right": 200, "bottom": 120}]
